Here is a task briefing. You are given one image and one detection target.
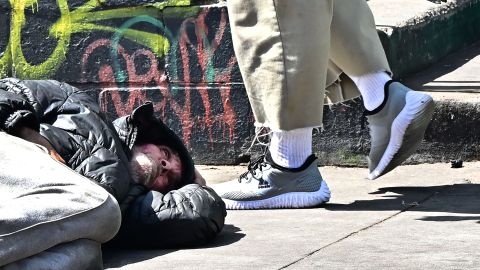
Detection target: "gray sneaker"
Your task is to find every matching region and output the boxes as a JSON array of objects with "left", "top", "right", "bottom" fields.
[
  {"left": 366, "top": 81, "right": 435, "bottom": 180},
  {"left": 211, "top": 153, "right": 331, "bottom": 210}
]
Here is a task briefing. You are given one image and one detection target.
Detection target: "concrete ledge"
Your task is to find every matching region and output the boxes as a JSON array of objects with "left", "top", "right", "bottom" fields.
[
  {"left": 308, "top": 41, "right": 480, "bottom": 167},
  {"left": 370, "top": 0, "right": 480, "bottom": 77},
  {"left": 308, "top": 96, "right": 480, "bottom": 168}
]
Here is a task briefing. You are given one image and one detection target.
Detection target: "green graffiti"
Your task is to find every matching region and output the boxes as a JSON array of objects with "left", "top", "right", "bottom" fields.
[
  {"left": 0, "top": 47, "right": 11, "bottom": 78},
  {"left": 0, "top": 0, "right": 190, "bottom": 79},
  {"left": 9, "top": 0, "right": 71, "bottom": 79},
  {"left": 111, "top": 15, "right": 173, "bottom": 82}
]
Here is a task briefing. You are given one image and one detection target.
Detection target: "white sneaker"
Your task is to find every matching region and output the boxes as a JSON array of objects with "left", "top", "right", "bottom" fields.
[
  {"left": 211, "top": 153, "right": 330, "bottom": 210},
  {"left": 366, "top": 81, "right": 435, "bottom": 179}
]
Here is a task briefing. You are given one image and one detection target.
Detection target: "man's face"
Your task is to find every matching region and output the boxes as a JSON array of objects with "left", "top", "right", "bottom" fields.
[{"left": 130, "top": 144, "right": 183, "bottom": 193}]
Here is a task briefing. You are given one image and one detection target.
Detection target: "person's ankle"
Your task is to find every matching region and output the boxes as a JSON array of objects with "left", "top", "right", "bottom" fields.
[
  {"left": 269, "top": 151, "right": 309, "bottom": 169},
  {"left": 350, "top": 71, "right": 391, "bottom": 111},
  {"left": 268, "top": 128, "right": 313, "bottom": 168}
]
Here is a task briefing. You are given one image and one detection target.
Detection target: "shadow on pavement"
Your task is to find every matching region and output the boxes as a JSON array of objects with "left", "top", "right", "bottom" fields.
[
  {"left": 103, "top": 248, "right": 176, "bottom": 268},
  {"left": 418, "top": 216, "right": 480, "bottom": 223},
  {"left": 102, "top": 224, "right": 244, "bottom": 268},
  {"left": 325, "top": 184, "right": 480, "bottom": 223},
  {"left": 404, "top": 41, "right": 480, "bottom": 92},
  {"left": 201, "top": 224, "right": 246, "bottom": 249}
]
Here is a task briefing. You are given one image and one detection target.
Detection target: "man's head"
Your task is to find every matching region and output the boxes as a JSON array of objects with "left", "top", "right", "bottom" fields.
[
  {"left": 129, "top": 143, "right": 183, "bottom": 193},
  {"left": 113, "top": 103, "right": 196, "bottom": 193}
]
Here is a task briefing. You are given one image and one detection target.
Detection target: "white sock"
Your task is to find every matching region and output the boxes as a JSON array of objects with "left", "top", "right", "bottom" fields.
[
  {"left": 350, "top": 71, "right": 392, "bottom": 111},
  {"left": 269, "top": 127, "right": 313, "bottom": 168}
]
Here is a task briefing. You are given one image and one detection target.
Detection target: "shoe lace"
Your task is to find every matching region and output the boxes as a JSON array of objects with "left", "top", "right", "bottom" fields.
[
  {"left": 245, "top": 126, "right": 271, "bottom": 154},
  {"left": 239, "top": 155, "right": 267, "bottom": 183}
]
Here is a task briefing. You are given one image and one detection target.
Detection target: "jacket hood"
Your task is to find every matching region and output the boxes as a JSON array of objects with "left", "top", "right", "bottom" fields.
[{"left": 113, "top": 102, "right": 195, "bottom": 189}]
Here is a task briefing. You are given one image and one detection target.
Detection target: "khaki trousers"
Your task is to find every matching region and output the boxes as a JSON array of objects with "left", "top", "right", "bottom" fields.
[{"left": 227, "top": 0, "right": 391, "bottom": 130}]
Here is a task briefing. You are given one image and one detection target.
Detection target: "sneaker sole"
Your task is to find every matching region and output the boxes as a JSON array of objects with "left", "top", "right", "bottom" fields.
[
  {"left": 369, "top": 91, "right": 434, "bottom": 180},
  {"left": 222, "top": 180, "right": 331, "bottom": 210}
]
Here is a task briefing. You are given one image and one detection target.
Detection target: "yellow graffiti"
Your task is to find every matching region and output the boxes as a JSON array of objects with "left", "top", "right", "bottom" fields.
[{"left": 0, "top": 0, "right": 190, "bottom": 79}]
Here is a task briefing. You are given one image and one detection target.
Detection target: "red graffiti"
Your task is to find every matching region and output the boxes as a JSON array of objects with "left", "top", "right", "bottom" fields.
[
  {"left": 178, "top": 8, "right": 237, "bottom": 144},
  {"left": 81, "top": 8, "right": 238, "bottom": 148}
]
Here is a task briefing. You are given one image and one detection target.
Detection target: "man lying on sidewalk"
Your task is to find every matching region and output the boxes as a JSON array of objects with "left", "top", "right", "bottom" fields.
[{"left": 0, "top": 78, "right": 226, "bottom": 269}]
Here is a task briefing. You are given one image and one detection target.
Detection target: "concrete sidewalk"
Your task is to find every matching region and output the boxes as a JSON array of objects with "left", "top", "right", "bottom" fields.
[{"left": 104, "top": 162, "right": 480, "bottom": 269}]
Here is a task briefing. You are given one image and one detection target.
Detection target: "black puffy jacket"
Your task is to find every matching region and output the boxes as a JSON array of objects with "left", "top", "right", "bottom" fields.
[{"left": 0, "top": 78, "right": 226, "bottom": 248}]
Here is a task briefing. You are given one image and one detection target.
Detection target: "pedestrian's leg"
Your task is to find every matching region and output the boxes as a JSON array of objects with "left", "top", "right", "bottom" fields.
[
  {"left": 329, "top": 0, "right": 391, "bottom": 110},
  {"left": 228, "top": 0, "right": 332, "bottom": 167},
  {"left": 328, "top": 0, "right": 435, "bottom": 179},
  {"left": 212, "top": 0, "right": 333, "bottom": 209},
  {"left": 227, "top": 0, "right": 332, "bottom": 131},
  {"left": 0, "top": 133, "right": 121, "bottom": 268}
]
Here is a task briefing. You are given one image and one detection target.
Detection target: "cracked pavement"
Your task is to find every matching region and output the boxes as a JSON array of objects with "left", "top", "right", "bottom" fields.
[{"left": 104, "top": 162, "right": 480, "bottom": 269}]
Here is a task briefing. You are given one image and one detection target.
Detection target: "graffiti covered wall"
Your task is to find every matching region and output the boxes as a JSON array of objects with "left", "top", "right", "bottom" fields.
[{"left": 0, "top": 0, "right": 254, "bottom": 164}]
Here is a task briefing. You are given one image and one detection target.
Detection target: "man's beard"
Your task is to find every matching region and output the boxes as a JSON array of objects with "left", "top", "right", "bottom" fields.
[{"left": 129, "top": 152, "right": 158, "bottom": 188}]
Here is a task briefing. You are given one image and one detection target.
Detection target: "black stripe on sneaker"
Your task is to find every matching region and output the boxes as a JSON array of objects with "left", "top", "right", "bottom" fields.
[
  {"left": 266, "top": 152, "right": 317, "bottom": 172},
  {"left": 364, "top": 79, "right": 396, "bottom": 116}
]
